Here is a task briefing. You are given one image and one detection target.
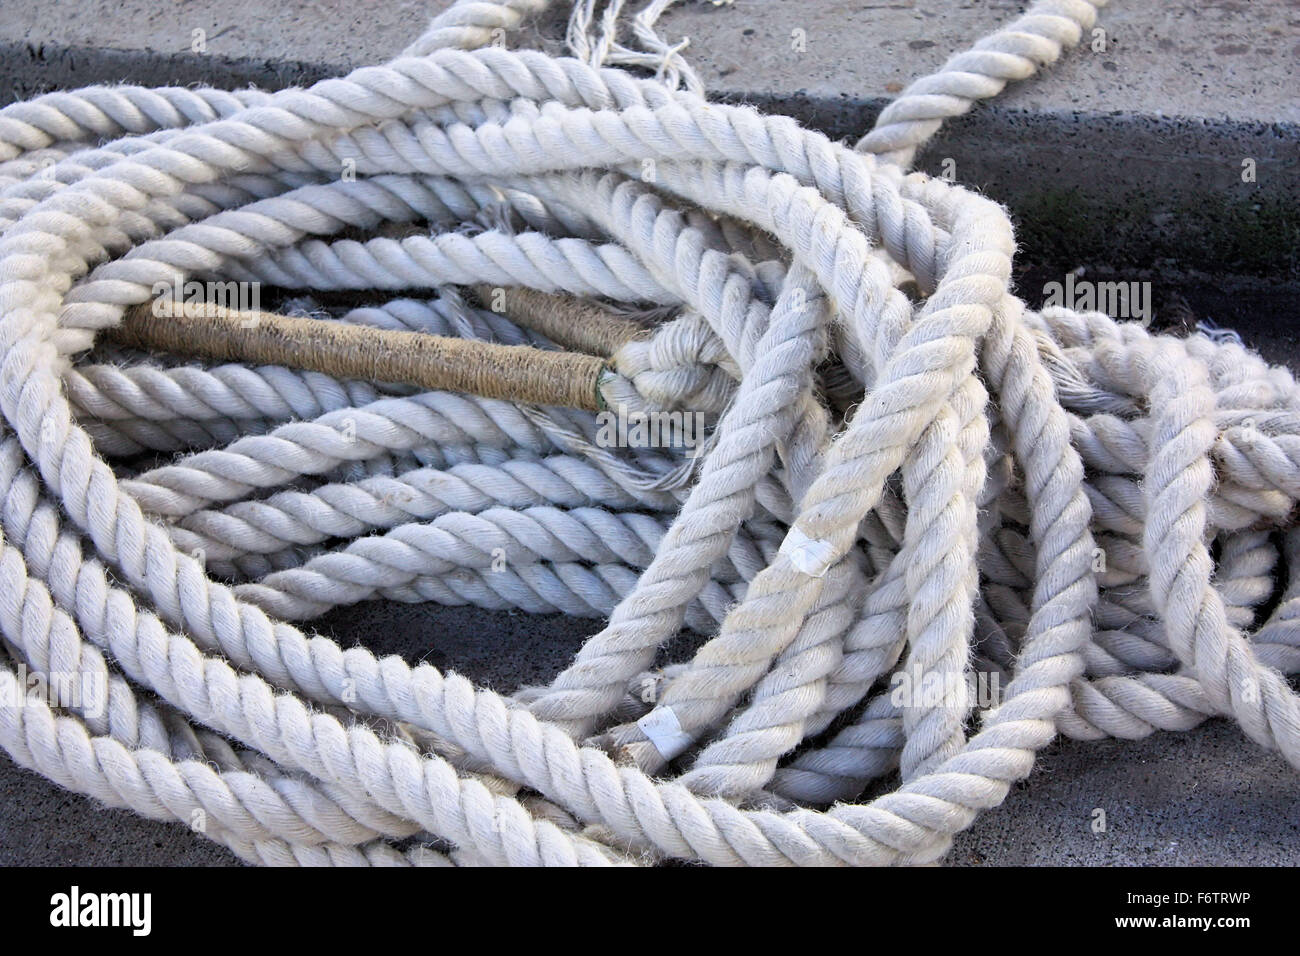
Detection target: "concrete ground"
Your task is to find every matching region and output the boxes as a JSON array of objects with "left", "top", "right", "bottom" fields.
[{"left": 0, "top": 0, "right": 1297, "bottom": 866}]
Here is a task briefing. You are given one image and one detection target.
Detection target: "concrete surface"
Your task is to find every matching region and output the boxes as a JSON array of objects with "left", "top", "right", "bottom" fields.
[
  {"left": 4, "top": 0, "right": 1295, "bottom": 120},
  {"left": 646, "top": 1, "right": 1300, "bottom": 280},
  {"left": 0, "top": 0, "right": 1297, "bottom": 866}
]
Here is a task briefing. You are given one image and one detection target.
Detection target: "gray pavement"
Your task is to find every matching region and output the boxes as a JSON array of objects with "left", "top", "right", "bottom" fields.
[{"left": 0, "top": 0, "right": 1297, "bottom": 866}]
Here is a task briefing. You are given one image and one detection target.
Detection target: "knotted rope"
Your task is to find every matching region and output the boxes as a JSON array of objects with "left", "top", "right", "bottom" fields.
[{"left": 0, "top": 0, "right": 1296, "bottom": 866}]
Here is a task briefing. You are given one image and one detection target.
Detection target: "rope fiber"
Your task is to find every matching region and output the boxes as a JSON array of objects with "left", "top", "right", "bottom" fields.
[{"left": 0, "top": 0, "right": 1297, "bottom": 866}]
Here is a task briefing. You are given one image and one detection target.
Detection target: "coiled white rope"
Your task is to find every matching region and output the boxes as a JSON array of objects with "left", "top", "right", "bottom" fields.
[{"left": 0, "top": 0, "right": 1297, "bottom": 866}]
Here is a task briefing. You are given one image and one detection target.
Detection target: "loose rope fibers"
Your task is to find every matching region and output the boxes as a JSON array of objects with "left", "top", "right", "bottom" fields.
[{"left": 0, "top": 0, "right": 1297, "bottom": 866}]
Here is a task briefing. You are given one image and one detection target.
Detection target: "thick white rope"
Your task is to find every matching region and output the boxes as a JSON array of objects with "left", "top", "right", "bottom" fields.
[{"left": 0, "top": 0, "right": 1296, "bottom": 866}]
